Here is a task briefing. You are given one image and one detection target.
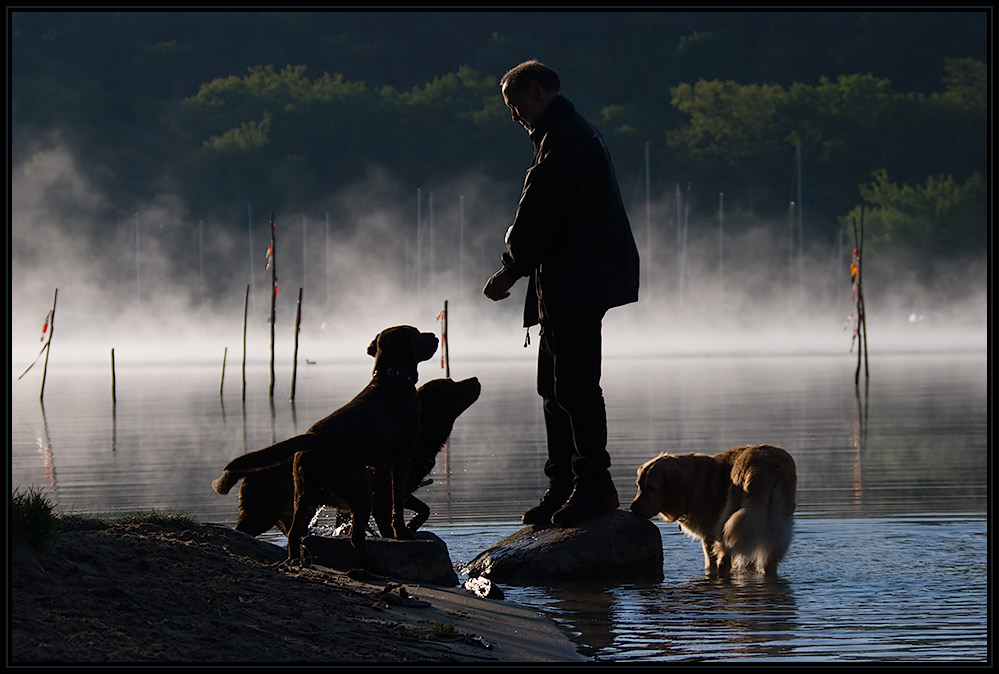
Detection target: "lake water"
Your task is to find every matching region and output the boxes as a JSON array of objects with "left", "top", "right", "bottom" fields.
[{"left": 10, "top": 347, "right": 989, "bottom": 663}]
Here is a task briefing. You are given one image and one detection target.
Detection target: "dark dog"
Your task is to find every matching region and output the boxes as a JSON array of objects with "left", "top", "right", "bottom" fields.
[
  {"left": 630, "top": 444, "right": 796, "bottom": 576},
  {"left": 216, "top": 376, "right": 481, "bottom": 539},
  {"left": 381, "top": 376, "right": 482, "bottom": 533},
  {"left": 212, "top": 325, "right": 438, "bottom": 567}
]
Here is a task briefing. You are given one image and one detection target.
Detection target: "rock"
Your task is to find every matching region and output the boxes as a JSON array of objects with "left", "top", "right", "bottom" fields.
[
  {"left": 462, "top": 509, "right": 664, "bottom": 584},
  {"left": 463, "top": 576, "right": 505, "bottom": 600},
  {"left": 301, "top": 531, "right": 459, "bottom": 586}
]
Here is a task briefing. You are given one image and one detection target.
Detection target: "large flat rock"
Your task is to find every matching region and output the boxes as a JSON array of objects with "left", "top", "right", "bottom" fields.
[
  {"left": 302, "top": 531, "right": 459, "bottom": 586},
  {"left": 462, "top": 509, "right": 664, "bottom": 584}
]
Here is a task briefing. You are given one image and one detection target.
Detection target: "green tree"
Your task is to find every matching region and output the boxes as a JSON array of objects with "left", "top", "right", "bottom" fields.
[
  {"left": 666, "top": 79, "right": 785, "bottom": 166},
  {"left": 844, "top": 169, "right": 985, "bottom": 257}
]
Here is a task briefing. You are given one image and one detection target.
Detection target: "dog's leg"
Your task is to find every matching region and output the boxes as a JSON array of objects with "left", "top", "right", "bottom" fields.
[
  {"left": 405, "top": 494, "right": 430, "bottom": 533},
  {"left": 700, "top": 539, "right": 718, "bottom": 573},
  {"left": 287, "top": 491, "right": 319, "bottom": 564},
  {"left": 710, "top": 540, "right": 732, "bottom": 576},
  {"left": 371, "top": 468, "right": 395, "bottom": 538},
  {"left": 390, "top": 463, "right": 414, "bottom": 540},
  {"left": 346, "top": 478, "right": 378, "bottom": 570}
]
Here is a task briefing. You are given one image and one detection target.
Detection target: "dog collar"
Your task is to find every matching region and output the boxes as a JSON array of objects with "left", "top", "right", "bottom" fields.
[{"left": 374, "top": 367, "right": 417, "bottom": 384}]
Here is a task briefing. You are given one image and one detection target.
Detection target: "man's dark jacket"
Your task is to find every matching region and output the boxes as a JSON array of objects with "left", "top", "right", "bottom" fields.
[{"left": 501, "top": 95, "right": 640, "bottom": 327}]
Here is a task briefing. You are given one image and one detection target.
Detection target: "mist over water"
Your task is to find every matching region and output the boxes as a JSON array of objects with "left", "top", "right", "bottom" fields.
[
  {"left": 9, "top": 146, "right": 987, "bottom": 663},
  {"left": 10, "top": 145, "right": 987, "bottom": 372}
]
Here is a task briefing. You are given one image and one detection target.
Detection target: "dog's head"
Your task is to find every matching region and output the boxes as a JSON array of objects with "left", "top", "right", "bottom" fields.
[
  {"left": 418, "top": 377, "right": 482, "bottom": 422},
  {"left": 416, "top": 377, "right": 482, "bottom": 454},
  {"left": 367, "top": 325, "right": 439, "bottom": 380},
  {"left": 629, "top": 453, "right": 691, "bottom": 522}
]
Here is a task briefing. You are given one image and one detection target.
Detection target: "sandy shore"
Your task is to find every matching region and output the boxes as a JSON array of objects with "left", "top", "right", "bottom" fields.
[{"left": 9, "top": 519, "right": 585, "bottom": 664}]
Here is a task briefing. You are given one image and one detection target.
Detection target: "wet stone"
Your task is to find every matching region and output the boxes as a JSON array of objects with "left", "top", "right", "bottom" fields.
[
  {"left": 301, "top": 531, "right": 459, "bottom": 586},
  {"left": 462, "top": 509, "right": 664, "bottom": 584}
]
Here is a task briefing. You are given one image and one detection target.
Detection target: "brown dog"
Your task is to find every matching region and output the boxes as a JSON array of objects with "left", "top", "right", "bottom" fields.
[
  {"left": 216, "top": 376, "right": 481, "bottom": 539},
  {"left": 630, "top": 445, "right": 796, "bottom": 576},
  {"left": 376, "top": 376, "right": 482, "bottom": 533},
  {"left": 212, "top": 325, "right": 438, "bottom": 567}
]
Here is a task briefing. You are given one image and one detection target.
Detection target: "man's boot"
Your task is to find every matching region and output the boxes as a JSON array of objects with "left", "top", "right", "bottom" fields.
[
  {"left": 522, "top": 482, "right": 573, "bottom": 526},
  {"left": 551, "top": 479, "right": 619, "bottom": 526}
]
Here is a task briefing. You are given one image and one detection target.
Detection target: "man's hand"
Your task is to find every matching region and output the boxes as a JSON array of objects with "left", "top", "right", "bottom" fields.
[{"left": 483, "top": 267, "right": 517, "bottom": 301}]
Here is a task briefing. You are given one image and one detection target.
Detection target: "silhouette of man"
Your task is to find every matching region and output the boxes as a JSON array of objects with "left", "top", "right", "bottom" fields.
[{"left": 483, "top": 60, "right": 640, "bottom": 526}]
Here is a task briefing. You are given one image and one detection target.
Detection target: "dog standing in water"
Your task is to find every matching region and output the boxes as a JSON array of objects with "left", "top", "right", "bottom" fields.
[{"left": 630, "top": 444, "right": 796, "bottom": 576}]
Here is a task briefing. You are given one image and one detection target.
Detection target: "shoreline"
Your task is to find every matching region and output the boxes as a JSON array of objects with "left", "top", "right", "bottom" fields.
[{"left": 9, "top": 519, "right": 585, "bottom": 664}]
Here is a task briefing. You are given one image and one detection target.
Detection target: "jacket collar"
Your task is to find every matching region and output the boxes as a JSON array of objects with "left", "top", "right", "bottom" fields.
[{"left": 529, "top": 95, "right": 574, "bottom": 144}]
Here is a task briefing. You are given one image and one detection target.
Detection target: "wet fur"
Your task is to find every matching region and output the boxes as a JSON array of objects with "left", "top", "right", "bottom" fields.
[
  {"left": 630, "top": 444, "right": 796, "bottom": 576},
  {"left": 215, "top": 377, "right": 481, "bottom": 539},
  {"left": 211, "top": 325, "right": 438, "bottom": 568}
]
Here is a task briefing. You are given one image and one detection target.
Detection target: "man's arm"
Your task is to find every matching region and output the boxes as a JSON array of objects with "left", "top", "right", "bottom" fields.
[{"left": 482, "top": 266, "right": 518, "bottom": 301}]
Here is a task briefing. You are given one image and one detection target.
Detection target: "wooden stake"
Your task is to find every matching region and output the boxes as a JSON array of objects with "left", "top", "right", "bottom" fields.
[
  {"left": 242, "top": 284, "right": 249, "bottom": 403},
  {"left": 291, "top": 287, "right": 302, "bottom": 401},
  {"left": 220, "top": 346, "right": 228, "bottom": 399},
  {"left": 40, "top": 288, "right": 57, "bottom": 402},
  {"left": 269, "top": 210, "right": 277, "bottom": 400},
  {"left": 111, "top": 347, "right": 116, "bottom": 403},
  {"left": 852, "top": 206, "right": 869, "bottom": 386},
  {"left": 443, "top": 299, "right": 450, "bottom": 378}
]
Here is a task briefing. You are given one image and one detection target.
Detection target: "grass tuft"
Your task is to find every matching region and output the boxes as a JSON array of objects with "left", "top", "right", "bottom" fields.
[
  {"left": 12, "top": 488, "right": 198, "bottom": 546},
  {"left": 11, "top": 487, "right": 57, "bottom": 548}
]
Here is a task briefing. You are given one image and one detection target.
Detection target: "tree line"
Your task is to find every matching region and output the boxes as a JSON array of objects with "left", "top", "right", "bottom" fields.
[{"left": 11, "top": 10, "right": 987, "bottom": 270}]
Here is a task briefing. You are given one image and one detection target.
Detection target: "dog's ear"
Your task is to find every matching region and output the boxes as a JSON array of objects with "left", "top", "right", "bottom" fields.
[
  {"left": 367, "top": 335, "right": 379, "bottom": 357},
  {"left": 653, "top": 457, "right": 690, "bottom": 515},
  {"left": 664, "top": 460, "right": 691, "bottom": 513}
]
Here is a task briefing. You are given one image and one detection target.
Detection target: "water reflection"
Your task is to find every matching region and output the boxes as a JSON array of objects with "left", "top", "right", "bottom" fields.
[
  {"left": 36, "top": 401, "right": 58, "bottom": 494},
  {"left": 849, "top": 381, "right": 868, "bottom": 514},
  {"left": 636, "top": 575, "right": 798, "bottom": 661},
  {"left": 9, "top": 353, "right": 988, "bottom": 662},
  {"left": 10, "top": 353, "right": 987, "bottom": 523}
]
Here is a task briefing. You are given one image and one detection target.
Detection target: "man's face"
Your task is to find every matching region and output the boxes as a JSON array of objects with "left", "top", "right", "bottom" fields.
[{"left": 502, "top": 82, "right": 546, "bottom": 133}]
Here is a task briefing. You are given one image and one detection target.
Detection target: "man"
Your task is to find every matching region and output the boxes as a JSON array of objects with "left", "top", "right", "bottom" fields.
[{"left": 483, "top": 60, "right": 640, "bottom": 526}]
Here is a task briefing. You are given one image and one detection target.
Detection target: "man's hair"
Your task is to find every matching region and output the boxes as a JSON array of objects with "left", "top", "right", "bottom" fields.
[{"left": 500, "top": 60, "right": 561, "bottom": 94}]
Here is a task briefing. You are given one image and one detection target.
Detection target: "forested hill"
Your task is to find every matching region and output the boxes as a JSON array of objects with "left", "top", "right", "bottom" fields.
[{"left": 10, "top": 9, "right": 988, "bottom": 262}]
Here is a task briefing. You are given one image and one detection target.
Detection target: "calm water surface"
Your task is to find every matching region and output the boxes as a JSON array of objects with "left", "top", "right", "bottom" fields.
[{"left": 11, "top": 351, "right": 989, "bottom": 662}]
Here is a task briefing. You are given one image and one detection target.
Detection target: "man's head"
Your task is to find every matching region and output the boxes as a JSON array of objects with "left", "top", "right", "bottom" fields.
[{"left": 500, "top": 60, "right": 560, "bottom": 132}]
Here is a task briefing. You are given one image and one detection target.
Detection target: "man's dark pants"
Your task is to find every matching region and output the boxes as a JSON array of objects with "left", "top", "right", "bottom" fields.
[{"left": 536, "top": 310, "right": 614, "bottom": 493}]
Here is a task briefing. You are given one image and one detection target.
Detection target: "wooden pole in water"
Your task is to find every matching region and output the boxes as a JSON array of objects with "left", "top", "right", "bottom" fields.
[
  {"left": 111, "top": 347, "right": 116, "bottom": 403},
  {"left": 242, "top": 284, "right": 249, "bottom": 403},
  {"left": 645, "top": 141, "right": 651, "bottom": 299},
  {"left": 429, "top": 191, "right": 435, "bottom": 299},
  {"left": 198, "top": 219, "right": 205, "bottom": 312},
  {"left": 325, "top": 212, "right": 330, "bottom": 319},
  {"left": 718, "top": 192, "right": 724, "bottom": 291},
  {"left": 443, "top": 299, "right": 450, "bottom": 378},
  {"left": 248, "top": 203, "right": 256, "bottom": 316},
  {"left": 134, "top": 213, "right": 140, "bottom": 302},
  {"left": 416, "top": 188, "right": 422, "bottom": 300},
  {"left": 854, "top": 206, "right": 869, "bottom": 385},
  {"left": 39, "top": 288, "right": 57, "bottom": 402},
  {"left": 291, "top": 287, "right": 302, "bottom": 401},
  {"left": 269, "top": 210, "right": 277, "bottom": 400},
  {"left": 459, "top": 195, "right": 465, "bottom": 296},
  {"left": 220, "top": 346, "right": 228, "bottom": 399}
]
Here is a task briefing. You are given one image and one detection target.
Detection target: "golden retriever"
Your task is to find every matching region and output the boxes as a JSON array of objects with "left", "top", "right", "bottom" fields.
[{"left": 630, "top": 445, "right": 796, "bottom": 576}]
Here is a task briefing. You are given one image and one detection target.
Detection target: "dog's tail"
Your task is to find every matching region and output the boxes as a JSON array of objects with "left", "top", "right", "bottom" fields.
[
  {"left": 211, "top": 470, "right": 240, "bottom": 495},
  {"left": 211, "top": 434, "right": 320, "bottom": 495},
  {"left": 723, "top": 482, "right": 794, "bottom": 573}
]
